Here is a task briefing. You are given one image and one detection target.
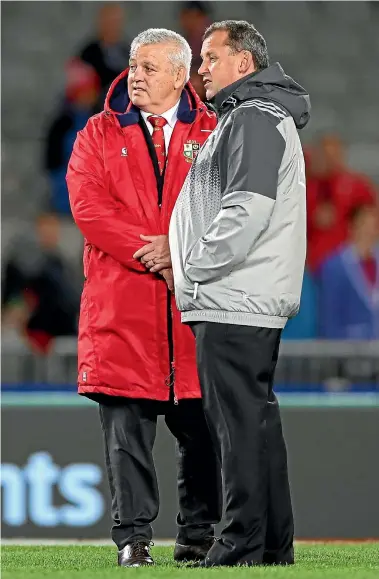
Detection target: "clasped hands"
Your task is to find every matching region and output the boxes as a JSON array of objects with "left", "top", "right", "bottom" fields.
[{"left": 133, "top": 235, "right": 174, "bottom": 292}]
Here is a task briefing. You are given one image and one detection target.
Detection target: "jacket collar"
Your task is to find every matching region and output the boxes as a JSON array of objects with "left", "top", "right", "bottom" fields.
[{"left": 210, "top": 71, "right": 259, "bottom": 116}]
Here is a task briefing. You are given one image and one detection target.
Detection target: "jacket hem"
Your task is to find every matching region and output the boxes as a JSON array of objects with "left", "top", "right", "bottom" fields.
[
  {"left": 181, "top": 309, "right": 288, "bottom": 328},
  {"left": 78, "top": 384, "right": 201, "bottom": 401}
]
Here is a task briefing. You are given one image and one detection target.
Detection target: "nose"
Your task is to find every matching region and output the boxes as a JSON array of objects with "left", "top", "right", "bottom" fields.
[
  {"left": 132, "top": 66, "right": 144, "bottom": 83},
  {"left": 198, "top": 60, "right": 207, "bottom": 76}
]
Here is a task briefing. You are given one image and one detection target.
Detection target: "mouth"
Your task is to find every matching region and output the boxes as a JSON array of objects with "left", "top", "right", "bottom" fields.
[
  {"left": 203, "top": 79, "right": 211, "bottom": 88},
  {"left": 133, "top": 87, "right": 146, "bottom": 93}
]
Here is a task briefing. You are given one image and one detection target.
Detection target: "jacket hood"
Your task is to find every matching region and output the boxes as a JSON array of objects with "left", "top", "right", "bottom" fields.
[
  {"left": 213, "top": 62, "right": 311, "bottom": 129},
  {"left": 104, "top": 68, "right": 206, "bottom": 127}
]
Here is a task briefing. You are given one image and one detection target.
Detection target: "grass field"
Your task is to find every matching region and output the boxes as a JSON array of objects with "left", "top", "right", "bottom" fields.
[{"left": 2, "top": 544, "right": 379, "bottom": 579}]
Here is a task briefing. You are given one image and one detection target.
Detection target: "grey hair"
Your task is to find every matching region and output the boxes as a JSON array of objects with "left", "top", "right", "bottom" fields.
[
  {"left": 203, "top": 20, "right": 269, "bottom": 71},
  {"left": 130, "top": 28, "right": 192, "bottom": 82}
]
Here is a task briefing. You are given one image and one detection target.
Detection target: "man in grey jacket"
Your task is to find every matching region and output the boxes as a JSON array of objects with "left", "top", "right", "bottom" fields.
[{"left": 169, "top": 20, "right": 310, "bottom": 567}]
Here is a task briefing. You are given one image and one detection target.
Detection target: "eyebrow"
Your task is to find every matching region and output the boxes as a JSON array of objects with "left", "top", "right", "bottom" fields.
[
  {"left": 129, "top": 59, "right": 157, "bottom": 68},
  {"left": 201, "top": 51, "right": 216, "bottom": 59}
]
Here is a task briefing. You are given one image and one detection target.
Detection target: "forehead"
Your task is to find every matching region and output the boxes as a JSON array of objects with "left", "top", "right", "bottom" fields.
[
  {"left": 201, "top": 30, "right": 230, "bottom": 54},
  {"left": 130, "top": 42, "right": 174, "bottom": 64}
]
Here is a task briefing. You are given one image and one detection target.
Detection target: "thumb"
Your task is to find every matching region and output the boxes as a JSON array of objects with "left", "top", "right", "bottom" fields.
[{"left": 140, "top": 234, "right": 156, "bottom": 241}]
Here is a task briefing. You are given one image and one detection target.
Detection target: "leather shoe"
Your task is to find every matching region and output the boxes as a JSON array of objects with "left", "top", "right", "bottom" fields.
[
  {"left": 263, "top": 547, "right": 294, "bottom": 566},
  {"left": 174, "top": 537, "right": 216, "bottom": 562},
  {"left": 118, "top": 542, "right": 154, "bottom": 567}
]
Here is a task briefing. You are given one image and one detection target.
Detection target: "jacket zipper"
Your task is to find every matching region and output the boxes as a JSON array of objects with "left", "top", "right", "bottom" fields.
[
  {"left": 160, "top": 158, "right": 177, "bottom": 405},
  {"left": 84, "top": 245, "right": 92, "bottom": 281},
  {"left": 166, "top": 285, "right": 178, "bottom": 405},
  {"left": 118, "top": 116, "right": 178, "bottom": 404}
]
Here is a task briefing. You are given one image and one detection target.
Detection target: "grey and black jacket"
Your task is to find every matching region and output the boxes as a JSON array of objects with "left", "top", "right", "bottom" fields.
[{"left": 169, "top": 63, "right": 311, "bottom": 329}]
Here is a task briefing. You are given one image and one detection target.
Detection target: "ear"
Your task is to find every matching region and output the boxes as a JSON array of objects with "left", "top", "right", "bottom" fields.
[
  {"left": 239, "top": 51, "right": 254, "bottom": 74},
  {"left": 174, "top": 66, "right": 187, "bottom": 88}
]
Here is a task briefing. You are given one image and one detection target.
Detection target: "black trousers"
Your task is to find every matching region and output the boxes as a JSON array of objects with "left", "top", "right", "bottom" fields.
[
  {"left": 98, "top": 396, "right": 222, "bottom": 550},
  {"left": 190, "top": 322, "right": 294, "bottom": 566}
]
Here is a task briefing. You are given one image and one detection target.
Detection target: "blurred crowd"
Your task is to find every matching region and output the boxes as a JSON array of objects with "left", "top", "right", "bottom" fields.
[{"left": 2, "top": 2, "right": 379, "bottom": 355}]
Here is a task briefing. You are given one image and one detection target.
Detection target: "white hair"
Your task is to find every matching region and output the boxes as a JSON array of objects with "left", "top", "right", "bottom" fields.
[{"left": 130, "top": 28, "right": 192, "bottom": 82}]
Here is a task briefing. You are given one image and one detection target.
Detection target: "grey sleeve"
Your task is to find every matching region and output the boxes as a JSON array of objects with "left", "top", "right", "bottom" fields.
[{"left": 185, "top": 109, "right": 285, "bottom": 284}]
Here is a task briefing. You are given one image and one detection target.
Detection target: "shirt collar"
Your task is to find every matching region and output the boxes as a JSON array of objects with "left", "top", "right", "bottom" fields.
[{"left": 140, "top": 100, "right": 180, "bottom": 128}]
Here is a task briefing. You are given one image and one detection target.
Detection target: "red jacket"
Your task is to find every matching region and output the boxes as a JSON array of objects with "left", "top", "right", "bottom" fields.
[
  {"left": 307, "top": 170, "right": 377, "bottom": 271},
  {"left": 66, "top": 70, "right": 216, "bottom": 400}
]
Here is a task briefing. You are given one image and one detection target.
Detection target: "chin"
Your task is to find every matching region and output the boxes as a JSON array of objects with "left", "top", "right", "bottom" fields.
[
  {"left": 131, "top": 93, "right": 149, "bottom": 107},
  {"left": 205, "top": 87, "right": 215, "bottom": 100}
]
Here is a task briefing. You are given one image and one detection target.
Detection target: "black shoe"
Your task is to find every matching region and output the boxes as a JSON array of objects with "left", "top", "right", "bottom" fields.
[
  {"left": 263, "top": 547, "right": 294, "bottom": 566},
  {"left": 174, "top": 537, "right": 216, "bottom": 562},
  {"left": 188, "top": 559, "right": 207, "bottom": 567},
  {"left": 118, "top": 542, "right": 154, "bottom": 567}
]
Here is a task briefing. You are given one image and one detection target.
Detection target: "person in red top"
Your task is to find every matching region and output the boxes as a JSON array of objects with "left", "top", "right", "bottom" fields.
[
  {"left": 306, "top": 134, "right": 377, "bottom": 271},
  {"left": 66, "top": 28, "right": 221, "bottom": 568}
]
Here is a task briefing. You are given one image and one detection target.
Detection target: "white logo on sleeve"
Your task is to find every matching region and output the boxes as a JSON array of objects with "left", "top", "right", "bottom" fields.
[{"left": 121, "top": 147, "right": 128, "bottom": 157}]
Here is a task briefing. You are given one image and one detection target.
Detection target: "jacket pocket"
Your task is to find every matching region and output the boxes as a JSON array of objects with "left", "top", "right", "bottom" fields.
[{"left": 175, "top": 275, "right": 199, "bottom": 311}]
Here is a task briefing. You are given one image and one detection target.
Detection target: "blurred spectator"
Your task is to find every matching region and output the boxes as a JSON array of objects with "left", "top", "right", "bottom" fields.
[
  {"left": 2, "top": 213, "right": 80, "bottom": 354},
  {"left": 318, "top": 204, "right": 379, "bottom": 339},
  {"left": 282, "top": 269, "right": 318, "bottom": 340},
  {"left": 79, "top": 2, "right": 130, "bottom": 102},
  {"left": 44, "top": 58, "right": 100, "bottom": 215},
  {"left": 179, "top": 1, "right": 211, "bottom": 65},
  {"left": 307, "top": 134, "right": 377, "bottom": 271},
  {"left": 179, "top": 1, "right": 211, "bottom": 100}
]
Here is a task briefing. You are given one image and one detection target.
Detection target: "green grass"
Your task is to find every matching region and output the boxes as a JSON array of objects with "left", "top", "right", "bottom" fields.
[{"left": 2, "top": 544, "right": 379, "bottom": 579}]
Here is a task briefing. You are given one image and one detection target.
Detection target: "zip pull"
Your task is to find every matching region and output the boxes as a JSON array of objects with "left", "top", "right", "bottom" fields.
[
  {"left": 171, "top": 361, "right": 178, "bottom": 405},
  {"left": 193, "top": 283, "right": 199, "bottom": 300},
  {"left": 225, "top": 95, "right": 237, "bottom": 107},
  {"left": 165, "top": 361, "right": 175, "bottom": 387}
]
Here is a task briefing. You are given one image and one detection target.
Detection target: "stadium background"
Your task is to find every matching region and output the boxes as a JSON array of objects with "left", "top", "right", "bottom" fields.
[{"left": 2, "top": 0, "right": 379, "bottom": 541}]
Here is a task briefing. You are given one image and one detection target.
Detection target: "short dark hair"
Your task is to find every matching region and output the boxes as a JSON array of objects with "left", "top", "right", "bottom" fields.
[
  {"left": 182, "top": 1, "right": 210, "bottom": 15},
  {"left": 203, "top": 20, "right": 269, "bottom": 71}
]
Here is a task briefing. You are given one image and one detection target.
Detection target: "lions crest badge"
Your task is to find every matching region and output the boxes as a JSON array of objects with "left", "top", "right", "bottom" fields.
[{"left": 183, "top": 140, "right": 200, "bottom": 163}]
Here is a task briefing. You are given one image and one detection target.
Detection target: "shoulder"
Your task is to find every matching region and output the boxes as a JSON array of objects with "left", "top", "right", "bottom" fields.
[
  {"left": 80, "top": 112, "right": 108, "bottom": 138},
  {"left": 227, "top": 100, "right": 289, "bottom": 145},
  {"left": 48, "top": 112, "right": 74, "bottom": 135},
  {"left": 197, "top": 107, "right": 217, "bottom": 131},
  {"left": 80, "top": 40, "right": 100, "bottom": 59},
  {"left": 224, "top": 99, "right": 288, "bottom": 153},
  {"left": 233, "top": 98, "right": 289, "bottom": 126}
]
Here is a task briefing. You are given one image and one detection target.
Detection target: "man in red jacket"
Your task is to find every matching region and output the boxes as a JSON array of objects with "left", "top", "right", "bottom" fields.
[{"left": 67, "top": 28, "right": 221, "bottom": 568}]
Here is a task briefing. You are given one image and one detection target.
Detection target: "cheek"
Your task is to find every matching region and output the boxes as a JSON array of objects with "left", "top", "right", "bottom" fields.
[{"left": 155, "top": 78, "right": 173, "bottom": 96}]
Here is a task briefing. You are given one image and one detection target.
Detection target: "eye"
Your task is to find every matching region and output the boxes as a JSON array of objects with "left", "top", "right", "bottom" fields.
[
  {"left": 209, "top": 56, "right": 217, "bottom": 63},
  {"left": 145, "top": 66, "right": 154, "bottom": 73},
  {"left": 129, "top": 65, "right": 136, "bottom": 72}
]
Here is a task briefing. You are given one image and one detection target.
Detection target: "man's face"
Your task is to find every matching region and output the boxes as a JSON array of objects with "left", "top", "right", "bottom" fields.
[
  {"left": 36, "top": 215, "right": 60, "bottom": 249},
  {"left": 199, "top": 30, "right": 245, "bottom": 100},
  {"left": 128, "top": 43, "right": 184, "bottom": 113},
  {"left": 99, "top": 3, "right": 124, "bottom": 44},
  {"left": 352, "top": 207, "right": 379, "bottom": 246},
  {"left": 320, "top": 135, "right": 345, "bottom": 174}
]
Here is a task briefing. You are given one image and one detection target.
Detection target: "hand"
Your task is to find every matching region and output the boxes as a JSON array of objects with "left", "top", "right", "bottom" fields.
[
  {"left": 160, "top": 268, "right": 175, "bottom": 293},
  {"left": 133, "top": 235, "right": 171, "bottom": 272}
]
